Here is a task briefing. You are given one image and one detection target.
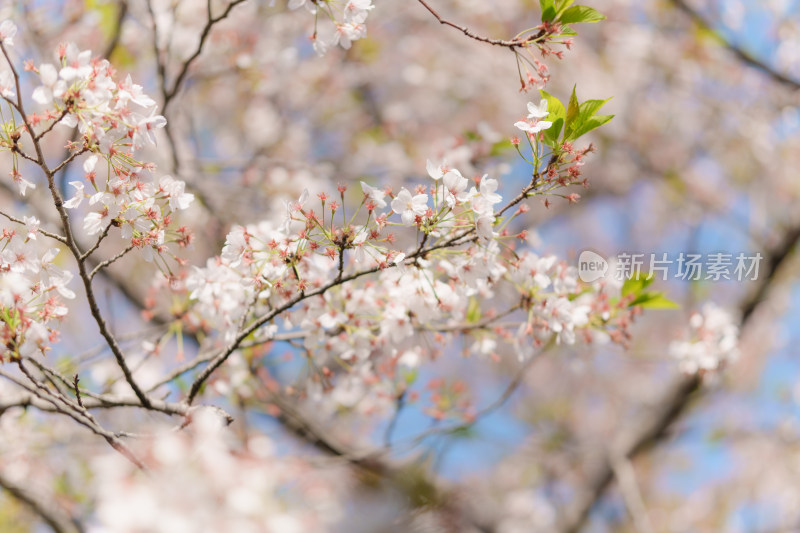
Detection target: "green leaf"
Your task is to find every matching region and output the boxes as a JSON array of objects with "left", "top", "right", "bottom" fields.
[
  {"left": 621, "top": 275, "right": 654, "bottom": 297},
  {"left": 554, "top": 0, "right": 576, "bottom": 18},
  {"left": 540, "top": 0, "right": 557, "bottom": 21},
  {"left": 630, "top": 292, "right": 680, "bottom": 310},
  {"left": 543, "top": 117, "right": 564, "bottom": 148},
  {"left": 558, "top": 5, "right": 606, "bottom": 24},
  {"left": 538, "top": 89, "right": 565, "bottom": 147},
  {"left": 567, "top": 113, "right": 613, "bottom": 141},
  {"left": 578, "top": 97, "right": 612, "bottom": 121},
  {"left": 564, "top": 86, "right": 580, "bottom": 140},
  {"left": 463, "top": 130, "right": 481, "bottom": 141},
  {"left": 466, "top": 297, "right": 481, "bottom": 323},
  {"left": 489, "top": 139, "right": 513, "bottom": 157},
  {"left": 559, "top": 25, "right": 579, "bottom": 36}
]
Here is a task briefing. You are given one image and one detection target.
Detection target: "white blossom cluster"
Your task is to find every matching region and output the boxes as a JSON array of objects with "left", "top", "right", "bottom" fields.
[
  {"left": 0, "top": 21, "right": 195, "bottom": 351},
  {"left": 288, "top": 0, "right": 375, "bottom": 55},
  {"left": 0, "top": 217, "right": 73, "bottom": 360},
  {"left": 90, "top": 410, "right": 343, "bottom": 533},
  {"left": 669, "top": 302, "right": 740, "bottom": 374},
  {"left": 184, "top": 103, "right": 626, "bottom": 414},
  {"left": 30, "top": 41, "right": 166, "bottom": 152},
  {"left": 20, "top": 31, "right": 195, "bottom": 256}
]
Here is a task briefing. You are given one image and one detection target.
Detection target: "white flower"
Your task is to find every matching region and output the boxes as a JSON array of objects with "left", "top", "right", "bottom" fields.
[
  {"left": 478, "top": 176, "right": 502, "bottom": 205},
  {"left": 32, "top": 63, "right": 66, "bottom": 106},
  {"left": 669, "top": 302, "right": 740, "bottom": 374},
  {"left": 134, "top": 108, "right": 167, "bottom": 147},
  {"left": 515, "top": 99, "right": 553, "bottom": 134},
  {"left": 2, "top": 239, "right": 38, "bottom": 273},
  {"left": 159, "top": 175, "right": 194, "bottom": 211},
  {"left": 22, "top": 216, "right": 39, "bottom": 241},
  {"left": 0, "top": 70, "right": 15, "bottom": 99},
  {"left": 0, "top": 20, "right": 17, "bottom": 47},
  {"left": 526, "top": 99, "right": 550, "bottom": 119},
  {"left": 116, "top": 75, "right": 156, "bottom": 109},
  {"left": 83, "top": 212, "right": 105, "bottom": 235},
  {"left": 441, "top": 168, "right": 470, "bottom": 208},
  {"left": 360, "top": 181, "right": 387, "bottom": 209},
  {"left": 398, "top": 349, "right": 420, "bottom": 368},
  {"left": 352, "top": 230, "right": 368, "bottom": 263},
  {"left": 221, "top": 226, "right": 249, "bottom": 268},
  {"left": 11, "top": 173, "right": 35, "bottom": 197},
  {"left": 475, "top": 214, "right": 496, "bottom": 242},
  {"left": 312, "top": 35, "right": 330, "bottom": 56},
  {"left": 513, "top": 253, "right": 557, "bottom": 289},
  {"left": 470, "top": 175, "right": 502, "bottom": 216},
  {"left": 471, "top": 337, "right": 497, "bottom": 358},
  {"left": 345, "top": 0, "right": 374, "bottom": 20},
  {"left": 514, "top": 119, "right": 553, "bottom": 134},
  {"left": 334, "top": 22, "right": 367, "bottom": 49},
  {"left": 84, "top": 155, "right": 98, "bottom": 174},
  {"left": 393, "top": 253, "right": 406, "bottom": 271},
  {"left": 58, "top": 45, "right": 92, "bottom": 82},
  {"left": 426, "top": 159, "right": 447, "bottom": 181},
  {"left": 391, "top": 188, "right": 428, "bottom": 225},
  {"left": 542, "top": 296, "right": 590, "bottom": 344},
  {"left": 288, "top": 0, "right": 316, "bottom": 12}
]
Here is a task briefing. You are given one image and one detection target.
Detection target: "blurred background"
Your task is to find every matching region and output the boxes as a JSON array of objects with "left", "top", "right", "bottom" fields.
[{"left": 1, "top": 1, "right": 800, "bottom": 532}]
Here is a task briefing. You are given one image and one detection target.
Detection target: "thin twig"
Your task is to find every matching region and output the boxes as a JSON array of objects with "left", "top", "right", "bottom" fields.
[
  {"left": 0, "top": 209, "right": 67, "bottom": 243},
  {"left": 0, "top": 41, "right": 152, "bottom": 409},
  {"left": 416, "top": 0, "right": 543, "bottom": 48},
  {"left": 88, "top": 244, "right": 136, "bottom": 280}
]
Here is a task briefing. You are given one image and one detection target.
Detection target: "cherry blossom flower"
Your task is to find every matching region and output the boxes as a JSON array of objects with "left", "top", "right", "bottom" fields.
[
  {"left": 62, "top": 181, "right": 85, "bottom": 209},
  {"left": 514, "top": 118, "right": 553, "bottom": 134},
  {"left": 426, "top": 159, "right": 448, "bottom": 181},
  {"left": 391, "top": 188, "right": 428, "bottom": 225},
  {"left": 515, "top": 99, "right": 553, "bottom": 134},
  {"left": 0, "top": 70, "right": 14, "bottom": 98},
  {"left": 159, "top": 176, "right": 195, "bottom": 211},
  {"left": 360, "top": 181, "right": 387, "bottom": 209},
  {"left": 669, "top": 303, "right": 740, "bottom": 374},
  {"left": 441, "top": 168, "right": 470, "bottom": 208},
  {"left": 31, "top": 64, "right": 65, "bottom": 106},
  {"left": 526, "top": 99, "right": 550, "bottom": 120},
  {"left": 11, "top": 172, "right": 35, "bottom": 196},
  {"left": 0, "top": 20, "right": 16, "bottom": 46},
  {"left": 22, "top": 216, "right": 39, "bottom": 241}
]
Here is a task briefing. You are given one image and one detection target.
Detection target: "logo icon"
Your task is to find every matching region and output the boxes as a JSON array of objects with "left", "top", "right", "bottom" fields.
[{"left": 578, "top": 250, "right": 608, "bottom": 282}]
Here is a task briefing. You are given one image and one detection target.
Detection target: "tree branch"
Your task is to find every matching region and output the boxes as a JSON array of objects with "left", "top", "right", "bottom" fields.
[
  {"left": 416, "top": 0, "right": 543, "bottom": 48},
  {"left": 0, "top": 470, "right": 83, "bottom": 533},
  {"left": 558, "top": 221, "right": 800, "bottom": 533},
  {"left": 669, "top": 0, "right": 800, "bottom": 89}
]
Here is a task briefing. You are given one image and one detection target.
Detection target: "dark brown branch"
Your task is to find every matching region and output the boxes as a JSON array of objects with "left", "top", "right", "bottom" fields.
[
  {"left": 103, "top": 1, "right": 129, "bottom": 61},
  {"left": 0, "top": 470, "right": 82, "bottom": 533},
  {"left": 73, "top": 374, "right": 83, "bottom": 409},
  {"left": 0, "top": 42, "right": 152, "bottom": 409},
  {"left": 161, "top": 0, "right": 249, "bottom": 111},
  {"left": 416, "top": 0, "right": 542, "bottom": 48}
]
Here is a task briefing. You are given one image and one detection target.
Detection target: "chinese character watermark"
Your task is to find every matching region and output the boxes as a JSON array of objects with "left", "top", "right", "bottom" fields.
[{"left": 578, "top": 251, "right": 762, "bottom": 283}]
